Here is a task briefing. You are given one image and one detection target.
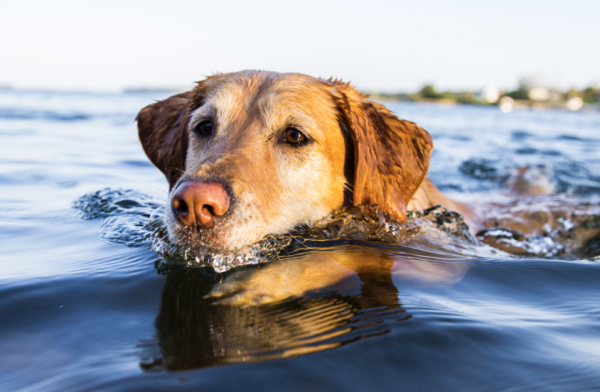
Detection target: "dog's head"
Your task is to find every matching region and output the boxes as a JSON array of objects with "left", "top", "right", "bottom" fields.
[{"left": 137, "top": 71, "right": 433, "bottom": 251}]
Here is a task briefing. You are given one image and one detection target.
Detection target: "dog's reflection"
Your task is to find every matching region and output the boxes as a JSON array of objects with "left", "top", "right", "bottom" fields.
[{"left": 140, "top": 245, "right": 467, "bottom": 371}]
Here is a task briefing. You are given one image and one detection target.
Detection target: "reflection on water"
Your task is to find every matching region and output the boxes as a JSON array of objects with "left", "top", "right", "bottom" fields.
[
  {"left": 72, "top": 175, "right": 600, "bottom": 372},
  {"left": 139, "top": 246, "right": 467, "bottom": 371}
]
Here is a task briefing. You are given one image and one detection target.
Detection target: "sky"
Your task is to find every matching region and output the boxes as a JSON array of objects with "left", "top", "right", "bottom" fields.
[{"left": 1, "top": 0, "right": 599, "bottom": 92}]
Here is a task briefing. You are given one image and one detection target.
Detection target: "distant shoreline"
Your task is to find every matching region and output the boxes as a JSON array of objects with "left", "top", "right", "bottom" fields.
[
  {"left": 368, "top": 94, "right": 600, "bottom": 112},
  {"left": 365, "top": 82, "right": 600, "bottom": 112}
]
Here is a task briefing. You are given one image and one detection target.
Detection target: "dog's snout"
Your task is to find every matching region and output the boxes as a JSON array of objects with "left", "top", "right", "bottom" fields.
[{"left": 172, "top": 182, "right": 231, "bottom": 228}]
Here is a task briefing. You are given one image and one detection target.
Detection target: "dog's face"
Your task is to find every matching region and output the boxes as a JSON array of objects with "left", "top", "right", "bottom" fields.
[{"left": 137, "top": 71, "right": 433, "bottom": 252}]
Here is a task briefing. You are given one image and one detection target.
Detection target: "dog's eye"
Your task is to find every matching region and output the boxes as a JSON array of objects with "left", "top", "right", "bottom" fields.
[
  {"left": 194, "top": 121, "right": 213, "bottom": 137},
  {"left": 284, "top": 128, "right": 307, "bottom": 144}
]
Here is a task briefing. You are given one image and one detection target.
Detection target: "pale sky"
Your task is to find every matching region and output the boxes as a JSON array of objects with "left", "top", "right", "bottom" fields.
[{"left": 2, "top": 0, "right": 599, "bottom": 92}]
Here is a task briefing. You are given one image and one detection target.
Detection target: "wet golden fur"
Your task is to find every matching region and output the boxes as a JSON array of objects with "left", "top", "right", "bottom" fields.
[{"left": 137, "top": 70, "right": 473, "bottom": 252}]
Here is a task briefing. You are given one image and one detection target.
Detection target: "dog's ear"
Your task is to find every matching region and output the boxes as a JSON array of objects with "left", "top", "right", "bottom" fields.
[
  {"left": 136, "top": 91, "right": 195, "bottom": 189},
  {"left": 330, "top": 83, "right": 433, "bottom": 222}
]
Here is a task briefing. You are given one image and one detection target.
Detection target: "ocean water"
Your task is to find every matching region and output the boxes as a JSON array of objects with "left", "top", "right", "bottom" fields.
[{"left": 1, "top": 89, "right": 600, "bottom": 391}]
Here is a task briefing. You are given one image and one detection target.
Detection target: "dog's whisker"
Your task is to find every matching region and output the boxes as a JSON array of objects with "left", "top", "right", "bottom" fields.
[{"left": 289, "top": 233, "right": 308, "bottom": 248}]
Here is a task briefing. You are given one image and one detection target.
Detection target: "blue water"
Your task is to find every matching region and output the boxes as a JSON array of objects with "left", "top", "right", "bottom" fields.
[{"left": 1, "top": 89, "right": 600, "bottom": 391}]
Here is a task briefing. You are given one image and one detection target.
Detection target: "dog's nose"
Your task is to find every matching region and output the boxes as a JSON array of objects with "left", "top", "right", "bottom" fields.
[{"left": 171, "top": 182, "right": 230, "bottom": 228}]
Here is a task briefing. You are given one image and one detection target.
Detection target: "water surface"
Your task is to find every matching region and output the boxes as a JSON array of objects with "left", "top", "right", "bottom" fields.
[{"left": 1, "top": 90, "right": 599, "bottom": 391}]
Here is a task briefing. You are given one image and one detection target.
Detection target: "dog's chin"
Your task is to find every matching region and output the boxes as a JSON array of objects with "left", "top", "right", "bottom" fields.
[{"left": 164, "top": 212, "right": 268, "bottom": 253}]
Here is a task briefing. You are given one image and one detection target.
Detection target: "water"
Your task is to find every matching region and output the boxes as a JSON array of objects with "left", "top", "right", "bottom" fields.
[{"left": 1, "top": 89, "right": 600, "bottom": 391}]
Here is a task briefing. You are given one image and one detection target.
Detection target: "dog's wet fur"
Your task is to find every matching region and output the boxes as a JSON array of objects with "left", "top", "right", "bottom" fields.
[{"left": 137, "top": 70, "right": 472, "bottom": 252}]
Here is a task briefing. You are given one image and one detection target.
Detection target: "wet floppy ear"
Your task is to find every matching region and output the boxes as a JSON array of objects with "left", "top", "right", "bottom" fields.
[
  {"left": 331, "top": 87, "right": 433, "bottom": 222},
  {"left": 136, "top": 91, "right": 194, "bottom": 189}
]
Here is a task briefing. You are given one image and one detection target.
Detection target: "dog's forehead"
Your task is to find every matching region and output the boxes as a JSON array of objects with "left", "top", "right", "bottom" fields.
[
  {"left": 259, "top": 76, "right": 338, "bottom": 119},
  {"left": 196, "top": 72, "right": 338, "bottom": 130}
]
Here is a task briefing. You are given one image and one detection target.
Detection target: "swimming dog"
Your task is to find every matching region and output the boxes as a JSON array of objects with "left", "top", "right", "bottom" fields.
[{"left": 137, "top": 70, "right": 474, "bottom": 253}]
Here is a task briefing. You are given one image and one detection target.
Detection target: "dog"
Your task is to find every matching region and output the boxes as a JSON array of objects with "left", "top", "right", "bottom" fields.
[
  {"left": 137, "top": 70, "right": 600, "bottom": 305},
  {"left": 136, "top": 70, "right": 476, "bottom": 253}
]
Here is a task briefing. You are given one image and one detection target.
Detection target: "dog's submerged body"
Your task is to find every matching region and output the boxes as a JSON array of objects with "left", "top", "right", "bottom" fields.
[{"left": 137, "top": 70, "right": 475, "bottom": 253}]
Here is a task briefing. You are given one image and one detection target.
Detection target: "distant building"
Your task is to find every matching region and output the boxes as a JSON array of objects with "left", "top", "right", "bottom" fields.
[
  {"left": 528, "top": 87, "right": 550, "bottom": 101},
  {"left": 480, "top": 86, "right": 500, "bottom": 103}
]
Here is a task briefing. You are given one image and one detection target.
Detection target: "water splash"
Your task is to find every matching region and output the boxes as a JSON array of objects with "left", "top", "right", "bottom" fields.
[
  {"left": 152, "top": 203, "right": 479, "bottom": 272},
  {"left": 477, "top": 196, "right": 600, "bottom": 258},
  {"left": 74, "top": 189, "right": 477, "bottom": 272},
  {"left": 74, "top": 188, "right": 163, "bottom": 247},
  {"left": 75, "top": 189, "right": 600, "bottom": 272}
]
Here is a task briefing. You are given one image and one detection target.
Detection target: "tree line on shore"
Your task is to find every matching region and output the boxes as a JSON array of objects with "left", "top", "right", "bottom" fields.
[{"left": 368, "top": 80, "right": 600, "bottom": 107}]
